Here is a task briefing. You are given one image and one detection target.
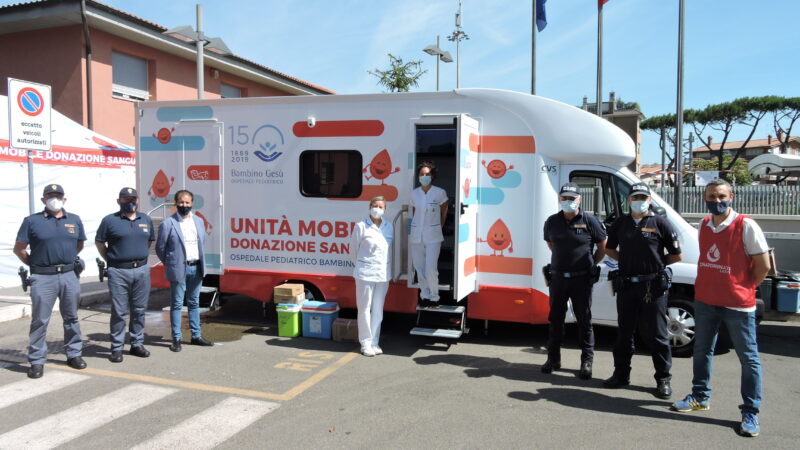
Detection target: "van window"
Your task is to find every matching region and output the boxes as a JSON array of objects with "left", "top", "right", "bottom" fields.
[
  {"left": 570, "top": 171, "right": 632, "bottom": 225},
  {"left": 300, "top": 150, "right": 362, "bottom": 198}
]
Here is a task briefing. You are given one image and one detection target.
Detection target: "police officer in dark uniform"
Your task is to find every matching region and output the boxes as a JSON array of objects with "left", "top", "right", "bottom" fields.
[
  {"left": 13, "top": 184, "right": 87, "bottom": 379},
  {"left": 96, "top": 187, "right": 155, "bottom": 363},
  {"left": 542, "top": 182, "right": 607, "bottom": 379},
  {"left": 603, "top": 182, "right": 682, "bottom": 399}
]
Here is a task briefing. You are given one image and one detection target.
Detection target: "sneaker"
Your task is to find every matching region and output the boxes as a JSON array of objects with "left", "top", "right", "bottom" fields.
[
  {"left": 372, "top": 346, "right": 383, "bottom": 355},
  {"left": 361, "top": 346, "right": 376, "bottom": 357},
  {"left": 740, "top": 412, "right": 760, "bottom": 437},
  {"left": 671, "top": 394, "right": 710, "bottom": 412}
]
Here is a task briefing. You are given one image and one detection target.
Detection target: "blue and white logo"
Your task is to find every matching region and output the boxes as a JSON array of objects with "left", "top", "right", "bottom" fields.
[{"left": 252, "top": 125, "right": 284, "bottom": 162}]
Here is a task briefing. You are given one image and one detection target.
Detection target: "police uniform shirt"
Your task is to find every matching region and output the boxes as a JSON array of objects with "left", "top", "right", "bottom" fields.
[
  {"left": 543, "top": 210, "right": 606, "bottom": 271},
  {"left": 410, "top": 185, "right": 448, "bottom": 244},
  {"left": 606, "top": 212, "right": 681, "bottom": 276},
  {"left": 95, "top": 212, "right": 155, "bottom": 262},
  {"left": 16, "top": 210, "right": 86, "bottom": 266}
]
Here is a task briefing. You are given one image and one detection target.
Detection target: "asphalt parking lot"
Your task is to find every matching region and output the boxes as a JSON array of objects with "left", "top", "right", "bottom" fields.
[{"left": 0, "top": 291, "right": 798, "bottom": 448}]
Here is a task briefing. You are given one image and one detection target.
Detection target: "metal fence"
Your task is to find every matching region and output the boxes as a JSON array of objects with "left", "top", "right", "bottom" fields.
[{"left": 652, "top": 185, "right": 800, "bottom": 215}]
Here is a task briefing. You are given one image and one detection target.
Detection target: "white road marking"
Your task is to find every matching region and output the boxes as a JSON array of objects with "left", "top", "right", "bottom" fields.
[
  {"left": 0, "top": 371, "right": 89, "bottom": 410},
  {"left": 131, "top": 396, "right": 280, "bottom": 450},
  {"left": 0, "top": 383, "right": 175, "bottom": 450}
]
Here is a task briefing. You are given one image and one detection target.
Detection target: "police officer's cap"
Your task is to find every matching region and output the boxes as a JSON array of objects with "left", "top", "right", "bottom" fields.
[
  {"left": 559, "top": 182, "right": 580, "bottom": 198},
  {"left": 42, "top": 184, "right": 64, "bottom": 196},
  {"left": 119, "top": 187, "right": 138, "bottom": 198},
  {"left": 629, "top": 182, "right": 651, "bottom": 197}
]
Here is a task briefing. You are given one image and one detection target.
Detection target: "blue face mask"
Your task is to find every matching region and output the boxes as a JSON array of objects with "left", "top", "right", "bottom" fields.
[
  {"left": 630, "top": 200, "right": 650, "bottom": 215},
  {"left": 560, "top": 200, "right": 578, "bottom": 213},
  {"left": 120, "top": 202, "right": 137, "bottom": 213},
  {"left": 705, "top": 200, "right": 731, "bottom": 216},
  {"left": 419, "top": 175, "right": 432, "bottom": 187}
]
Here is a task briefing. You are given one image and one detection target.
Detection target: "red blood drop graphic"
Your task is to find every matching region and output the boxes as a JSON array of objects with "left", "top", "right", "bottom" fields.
[
  {"left": 483, "top": 219, "right": 513, "bottom": 255},
  {"left": 364, "top": 149, "right": 399, "bottom": 185},
  {"left": 156, "top": 128, "right": 173, "bottom": 144},
  {"left": 148, "top": 169, "right": 174, "bottom": 199}
]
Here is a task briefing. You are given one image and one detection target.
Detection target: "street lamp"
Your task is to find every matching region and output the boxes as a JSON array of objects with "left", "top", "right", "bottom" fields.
[
  {"left": 163, "top": 4, "right": 231, "bottom": 99},
  {"left": 423, "top": 35, "right": 453, "bottom": 91},
  {"left": 447, "top": 1, "right": 469, "bottom": 88}
]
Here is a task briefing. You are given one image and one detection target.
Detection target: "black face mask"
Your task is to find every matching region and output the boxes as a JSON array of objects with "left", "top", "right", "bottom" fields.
[
  {"left": 177, "top": 205, "right": 192, "bottom": 216},
  {"left": 120, "top": 202, "right": 137, "bottom": 213}
]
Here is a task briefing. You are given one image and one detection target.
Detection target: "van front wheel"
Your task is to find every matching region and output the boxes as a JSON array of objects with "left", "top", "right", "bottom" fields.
[{"left": 666, "top": 297, "right": 695, "bottom": 357}]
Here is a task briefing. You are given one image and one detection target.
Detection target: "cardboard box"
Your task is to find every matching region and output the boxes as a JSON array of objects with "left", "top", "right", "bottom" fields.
[
  {"left": 274, "top": 292, "right": 305, "bottom": 304},
  {"left": 332, "top": 318, "right": 359, "bottom": 343},
  {"left": 274, "top": 283, "right": 304, "bottom": 297}
]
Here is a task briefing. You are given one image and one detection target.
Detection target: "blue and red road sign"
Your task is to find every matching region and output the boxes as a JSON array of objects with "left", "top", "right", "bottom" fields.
[{"left": 17, "top": 87, "right": 44, "bottom": 116}]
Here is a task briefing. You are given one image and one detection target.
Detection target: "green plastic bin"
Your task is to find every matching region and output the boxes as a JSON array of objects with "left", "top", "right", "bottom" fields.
[{"left": 276, "top": 303, "right": 302, "bottom": 337}]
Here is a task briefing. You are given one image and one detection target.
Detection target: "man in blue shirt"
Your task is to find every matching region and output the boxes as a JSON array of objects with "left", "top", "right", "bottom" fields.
[
  {"left": 13, "top": 184, "right": 87, "bottom": 379},
  {"left": 96, "top": 187, "right": 155, "bottom": 363}
]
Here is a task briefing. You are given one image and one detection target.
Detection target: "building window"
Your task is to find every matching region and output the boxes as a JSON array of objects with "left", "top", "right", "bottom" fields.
[
  {"left": 112, "top": 51, "right": 149, "bottom": 101},
  {"left": 220, "top": 83, "right": 242, "bottom": 98},
  {"left": 300, "top": 150, "right": 362, "bottom": 198}
]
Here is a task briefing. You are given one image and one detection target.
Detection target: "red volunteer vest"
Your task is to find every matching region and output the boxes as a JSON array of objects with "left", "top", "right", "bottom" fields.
[{"left": 695, "top": 214, "right": 756, "bottom": 308}]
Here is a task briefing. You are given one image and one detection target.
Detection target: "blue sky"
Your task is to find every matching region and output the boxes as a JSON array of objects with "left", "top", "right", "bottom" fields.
[{"left": 8, "top": 0, "right": 800, "bottom": 163}]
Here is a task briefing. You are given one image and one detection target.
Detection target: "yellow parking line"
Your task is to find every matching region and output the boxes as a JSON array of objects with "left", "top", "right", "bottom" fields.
[
  {"left": 50, "top": 350, "right": 359, "bottom": 402},
  {"left": 280, "top": 351, "right": 360, "bottom": 401}
]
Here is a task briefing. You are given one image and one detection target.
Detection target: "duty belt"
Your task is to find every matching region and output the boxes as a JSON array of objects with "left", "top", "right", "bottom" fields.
[
  {"left": 30, "top": 263, "right": 74, "bottom": 275},
  {"left": 186, "top": 260, "right": 200, "bottom": 266},
  {"left": 108, "top": 258, "right": 148, "bottom": 269},
  {"left": 551, "top": 269, "right": 590, "bottom": 278},
  {"left": 624, "top": 273, "right": 660, "bottom": 283}
]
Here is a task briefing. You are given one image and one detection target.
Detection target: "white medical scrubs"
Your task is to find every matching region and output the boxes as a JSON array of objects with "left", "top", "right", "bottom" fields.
[
  {"left": 350, "top": 216, "right": 393, "bottom": 348},
  {"left": 409, "top": 185, "right": 448, "bottom": 302}
]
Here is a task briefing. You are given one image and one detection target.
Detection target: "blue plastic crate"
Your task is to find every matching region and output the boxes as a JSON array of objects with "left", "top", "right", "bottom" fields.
[
  {"left": 776, "top": 282, "right": 800, "bottom": 313},
  {"left": 301, "top": 301, "right": 340, "bottom": 339}
]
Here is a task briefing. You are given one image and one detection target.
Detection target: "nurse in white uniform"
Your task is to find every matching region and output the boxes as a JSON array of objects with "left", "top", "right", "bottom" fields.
[
  {"left": 410, "top": 161, "right": 449, "bottom": 306},
  {"left": 350, "top": 196, "right": 393, "bottom": 357}
]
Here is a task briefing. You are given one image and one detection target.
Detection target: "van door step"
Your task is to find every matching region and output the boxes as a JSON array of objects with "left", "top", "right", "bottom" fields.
[
  {"left": 161, "top": 286, "right": 219, "bottom": 313},
  {"left": 410, "top": 327, "right": 463, "bottom": 339},
  {"left": 416, "top": 305, "right": 465, "bottom": 314}
]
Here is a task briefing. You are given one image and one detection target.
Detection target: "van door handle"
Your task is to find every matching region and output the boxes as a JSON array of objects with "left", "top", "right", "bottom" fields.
[{"left": 460, "top": 203, "right": 469, "bottom": 215}]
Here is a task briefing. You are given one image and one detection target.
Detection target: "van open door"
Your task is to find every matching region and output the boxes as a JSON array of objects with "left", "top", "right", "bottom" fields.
[
  {"left": 453, "top": 114, "right": 480, "bottom": 302},
  {"left": 176, "top": 120, "right": 225, "bottom": 275}
]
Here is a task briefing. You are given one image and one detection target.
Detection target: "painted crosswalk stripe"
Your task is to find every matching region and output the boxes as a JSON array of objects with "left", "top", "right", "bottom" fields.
[
  {"left": 0, "top": 383, "right": 175, "bottom": 449},
  {"left": 131, "top": 396, "right": 280, "bottom": 450},
  {"left": 0, "top": 371, "right": 89, "bottom": 410}
]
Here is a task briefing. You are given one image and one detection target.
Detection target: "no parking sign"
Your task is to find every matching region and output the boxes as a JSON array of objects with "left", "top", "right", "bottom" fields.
[{"left": 7, "top": 78, "right": 52, "bottom": 151}]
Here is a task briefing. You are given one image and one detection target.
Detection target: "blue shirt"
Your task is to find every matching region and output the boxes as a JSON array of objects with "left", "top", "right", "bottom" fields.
[
  {"left": 96, "top": 211, "right": 155, "bottom": 262},
  {"left": 16, "top": 210, "right": 86, "bottom": 267}
]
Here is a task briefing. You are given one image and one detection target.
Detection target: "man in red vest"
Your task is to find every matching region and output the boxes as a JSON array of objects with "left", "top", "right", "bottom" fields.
[{"left": 671, "top": 178, "right": 771, "bottom": 438}]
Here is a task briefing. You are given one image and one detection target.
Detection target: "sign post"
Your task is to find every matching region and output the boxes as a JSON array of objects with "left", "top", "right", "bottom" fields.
[{"left": 7, "top": 78, "right": 52, "bottom": 214}]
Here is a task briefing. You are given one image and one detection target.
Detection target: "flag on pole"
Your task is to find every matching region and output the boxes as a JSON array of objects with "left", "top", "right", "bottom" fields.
[
  {"left": 536, "top": 0, "right": 547, "bottom": 32},
  {"left": 599, "top": 0, "right": 609, "bottom": 7}
]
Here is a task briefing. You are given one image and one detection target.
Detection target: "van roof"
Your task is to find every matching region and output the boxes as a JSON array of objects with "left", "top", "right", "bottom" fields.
[{"left": 139, "top": 88, "right": 635, "bottom": 167}]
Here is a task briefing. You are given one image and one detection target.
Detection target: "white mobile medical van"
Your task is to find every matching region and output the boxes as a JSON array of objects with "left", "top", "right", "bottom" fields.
[{"left": 136, "top": 88, "right": 700, "bottom": 354}]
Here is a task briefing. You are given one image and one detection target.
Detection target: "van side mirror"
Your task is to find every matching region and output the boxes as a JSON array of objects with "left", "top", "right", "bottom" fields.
[{"left": 653, "top": 206, "right": 667, "bottom": 217}]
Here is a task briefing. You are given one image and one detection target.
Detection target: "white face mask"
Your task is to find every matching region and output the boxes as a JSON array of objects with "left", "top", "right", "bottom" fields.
[
  {"left": 46, "top": 197, "right": 64, "bottom": 212},
  {"left": 419, "top": 175, "right": 432, "bottom": 187},
  {"left": 560, "top": 200, "right": 578, "bottom": 213},
  {"left": 370, "top": 207, "right": 385, "bottom": 219},
  {"left": 630, "top": 200, "right": 650, "bottom": 214}
]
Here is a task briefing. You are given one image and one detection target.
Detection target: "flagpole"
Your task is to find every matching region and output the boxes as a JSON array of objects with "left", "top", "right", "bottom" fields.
[
  {"left": 596, "top": 1, "right": 603, "bottom": 116},
  {"left": 674, "top": 0, "right": 685, "bottom": 213},
  {"left": 531, "top": 0, "right": 537, "bottom": 95}
]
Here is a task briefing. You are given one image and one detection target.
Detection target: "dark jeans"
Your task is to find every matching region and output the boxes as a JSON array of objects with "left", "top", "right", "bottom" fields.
[
  {"left": 547, "top": 275, "right": 594, "bottom": 363},
  {"left": 613, "top": 280, "right": 671, "bottom": 381}
]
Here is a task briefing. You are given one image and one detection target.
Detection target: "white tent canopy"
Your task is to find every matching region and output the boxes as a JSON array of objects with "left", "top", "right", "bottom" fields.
[{"left": 1, "top": 95, "right": 136, "bottom": 288}]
